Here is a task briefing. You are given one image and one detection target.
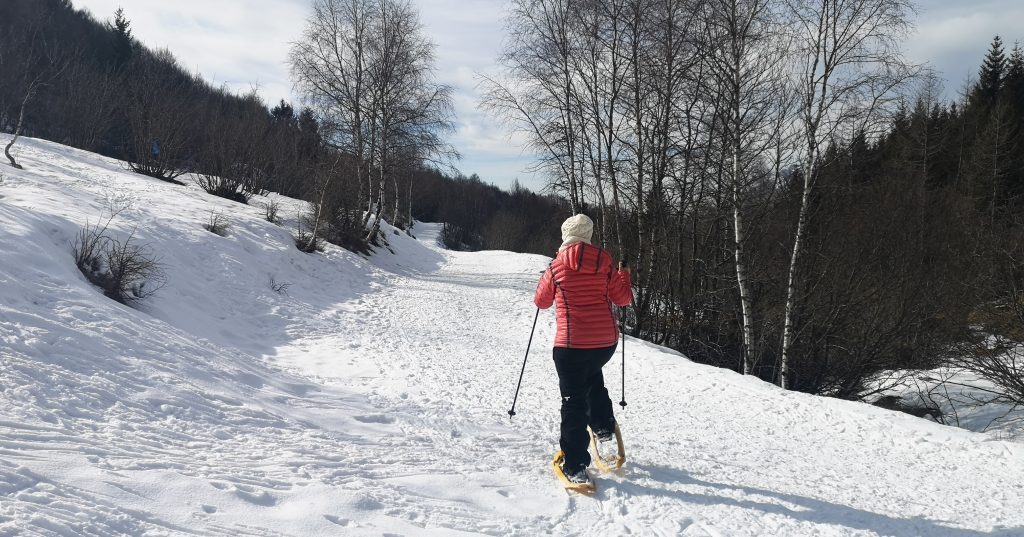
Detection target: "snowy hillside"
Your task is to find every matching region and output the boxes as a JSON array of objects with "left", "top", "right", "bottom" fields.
[{"left": 1, "top": 137, "right": 1023, "bottom": 536}]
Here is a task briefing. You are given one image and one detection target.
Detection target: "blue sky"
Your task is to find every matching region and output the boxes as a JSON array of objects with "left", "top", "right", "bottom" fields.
[{"left": 73, "top": 0, "right": 1024, "bottom": 193}]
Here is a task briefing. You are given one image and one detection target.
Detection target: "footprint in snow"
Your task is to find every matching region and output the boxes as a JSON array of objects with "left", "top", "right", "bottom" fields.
[
  {"left": 324, "top": 515, "right": 355, "bottom": 527},
  {"left": 234, "top": 372, "right": 265, "bottom": 388},
  {"left": 234, "top": 487, "right": 277, "bottom": 506},
  {"left": 354, "top": 497, "right": 384, "bottom": 510},
  {"left": 209, "top": 481, "right": 277, "bottom": 507},
  {"left": 201, "top": 505, "right": 217, "bottom": 514},
  {"left": 354, "top": 414, "right": 396, "bottom": 424}
]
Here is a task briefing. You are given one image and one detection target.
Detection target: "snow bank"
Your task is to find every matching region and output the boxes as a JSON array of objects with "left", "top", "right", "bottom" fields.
[{"left": 870, "top": 368, "right": 1024, "bottom": 440}]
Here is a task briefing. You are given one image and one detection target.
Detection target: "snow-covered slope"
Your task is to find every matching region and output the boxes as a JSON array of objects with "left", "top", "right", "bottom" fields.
[{"left": 1, "top": 137, "right": 1023, "bottom": 536}]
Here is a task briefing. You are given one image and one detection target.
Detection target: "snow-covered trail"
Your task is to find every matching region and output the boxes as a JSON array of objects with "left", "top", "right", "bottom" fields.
[
  {"left": 1, "top": 138, "right": 1023, "bottom": 536},
  {"left": 318, "top": 225, "right": 1024, "bottom": 537}
]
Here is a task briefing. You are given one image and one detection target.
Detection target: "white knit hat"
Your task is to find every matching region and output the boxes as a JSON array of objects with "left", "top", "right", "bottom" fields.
[{"left": 559, "top": 214, "right": 594, "bottom": 250}]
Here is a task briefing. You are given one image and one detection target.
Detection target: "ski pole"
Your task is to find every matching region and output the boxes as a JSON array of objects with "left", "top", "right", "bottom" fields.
[
  {"left": 619, "top": 307, "right": 628, "bottom": 408},
  {"left": 508, "top": 307, "right": 540, "bottom": 419},
  {"left": 617, "top": 259, "right": 629, "bottom": 409}
]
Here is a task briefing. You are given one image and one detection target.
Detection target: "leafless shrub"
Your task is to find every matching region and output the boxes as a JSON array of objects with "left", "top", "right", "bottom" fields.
[
  {"left": 441, "top": 222, "right": 480, "bottom": 251},
  {"left": 952, "top": 242, "right": 1024, "bottom": 414},
  {"left": 268, "top": 275, "right": 291, "bottom": 296},
  {"left": 294, "top": 211, "right": 323, "bottom": 253},
  {"left": 72, "top": 216, "right": 114, "bottom": 276},
  {"left": 103, "top": 230, "right": 166, "bottom": 304},
  {"left": 911, "top": 371, "right": 961, "bottom": 427},
  {"left": 195, "top": 172, "right": 251, "bottom": 204},
  {"left": 294, "top": 229, "right": 322, "bottom": 253},
  {"left": 103, "top": 191, "right": 136, "bottom": 215},
  {"left": 193, "top": 90, "right": 272, "bottom": 202},
  {"left": 204, "top": 211, "right": 230, "bottom": 236},
  {"left": 956, "top": 340, "right": 1024, "bottom": 409},
  {"left": 122, "top": 52, "right": 195, "bottom": 183},
  {"left": 261, "top": 199, "right": 281, "bottom": 224},
  {"left": 907, "top": 368, "right": 1024, "bottom": 433},
  {"left": 72, "top": 210, "right": 164, "bottom": 305}
]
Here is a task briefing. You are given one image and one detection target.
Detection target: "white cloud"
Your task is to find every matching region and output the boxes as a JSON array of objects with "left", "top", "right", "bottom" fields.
[
  {"left": 906, "top": 1, "right": 1024, "bottom": 91},
  {"left": 74, "top": 0, "right": 310, "bottom": 105},
  {"left": 414, "top": 0, "right": 542, "bottom": 189}
]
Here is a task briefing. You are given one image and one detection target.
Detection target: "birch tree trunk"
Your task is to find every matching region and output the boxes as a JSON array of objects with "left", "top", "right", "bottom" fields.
[
  {"left": 778, "top": 0, "right": 914, "bottom": 389},
  {"left": 366, "top": 164, "right": 386, "bottom": 241},
  {"left": 705, "top": 0, "right": 785, "bottom": 376},
  {"left": 392, "top": 170, "right": 401, "bottom": 227},
  {"left": 780, "top": 150, "right": 815, "bottom": 389},
  {"left": 733, "top": 151, "right": 754, "bottom": 375},
  {"left": 3, "top": 84, "right": 36, "bottom": 169}
]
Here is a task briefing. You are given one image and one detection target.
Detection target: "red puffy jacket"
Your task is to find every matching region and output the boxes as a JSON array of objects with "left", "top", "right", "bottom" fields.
[{"left": 534, "top": 242, "right": 633, "bottom": 349}]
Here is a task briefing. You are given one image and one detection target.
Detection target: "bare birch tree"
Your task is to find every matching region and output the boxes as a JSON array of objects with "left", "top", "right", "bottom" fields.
[
  {"left": 363, "top": 0, "right": 456, "bottom": 241},
  {"left": 778, "top": 0, "right": 917, "bottom": 388},
  {"left": 1, "top": 23, "right": 69, "bottom": 169},
  {"left": 569, "top": 0, "right": 630, "bottom": 250},
  {"left": 481, "top": 0, "right": 587, "bottom": 213},
  {"left": 292, "top": 0, "right": 454, "bottom": 244},
  {"left": 702, "top": 0, "right": 791, "bottom": 375},
  {"left": 291, "top": 0, "right": 375, "bottom": 232},
  {"left": 625, "top": 0, "right": 699, "bottom": 333}
]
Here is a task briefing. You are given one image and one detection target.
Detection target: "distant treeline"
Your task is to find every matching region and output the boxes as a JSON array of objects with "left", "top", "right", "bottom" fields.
[
  {"left": 414, "top": 173, "right": 568, "bottom": 253},
  {"left": 0, "top": 0, "right": 565, "bottom": 254}
]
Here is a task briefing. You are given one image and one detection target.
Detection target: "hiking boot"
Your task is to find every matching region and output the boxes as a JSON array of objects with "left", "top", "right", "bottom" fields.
[
  {"left": 589, "top": 428, "right": 620, "bottom": 469},
  {"left": 562, "top": 464, "right": 591, "bottom": 486},
  {"left": 593, "top": 428, "right": 616, "bottom": 452},
  {"left": 594, "top": 428, "right": 614, "bottom": 442}
]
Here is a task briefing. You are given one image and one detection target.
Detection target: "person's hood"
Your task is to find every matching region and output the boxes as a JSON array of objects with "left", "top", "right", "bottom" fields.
[{"left": 558, "top": 242, "right": 613, "bottom": 273}]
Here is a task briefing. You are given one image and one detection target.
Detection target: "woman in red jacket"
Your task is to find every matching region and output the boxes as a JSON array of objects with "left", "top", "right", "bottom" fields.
[{"left": 534, "top": 214, "right": 633, "bottom": 486}]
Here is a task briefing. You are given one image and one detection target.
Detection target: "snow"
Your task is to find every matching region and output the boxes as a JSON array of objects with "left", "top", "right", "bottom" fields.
[
  {"left": 2, "top": 136, "right": 1024, "bottom": 536},
  {"left": 871, "top": 368, "right": 1024, "bottom": 440}
]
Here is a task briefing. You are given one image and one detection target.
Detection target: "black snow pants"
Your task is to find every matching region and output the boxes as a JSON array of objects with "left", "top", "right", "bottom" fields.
[{"left": 553, "top": 344, "right": 617, "bottom": 473}]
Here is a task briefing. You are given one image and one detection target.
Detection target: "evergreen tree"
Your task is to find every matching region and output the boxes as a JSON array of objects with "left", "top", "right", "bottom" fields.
[
  {"left": 975, "top": 99, "right": 1019, "bottom": 219},
  {"left": 296, "top": 108, "right": 321, "bottom": 162},
  {"left": 1006, "top": 43, "right": 1024, "bottom": 104},
  {"left": 271, "top": 100, "right": 295, "bottom": 123},
  {"left": 972, "top": 36, "right": 1007, "bottom": 107},
  {"left": 1001, "top": 44, "right": 1024, "bottom": 208},
  {"left": 110, "top": 8, "right": 133, "bottom": 69}
]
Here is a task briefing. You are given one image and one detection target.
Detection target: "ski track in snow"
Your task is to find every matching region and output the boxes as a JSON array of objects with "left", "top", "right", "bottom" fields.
[{"left": 1, "top": 137, "right": 1023, "bottom": 536}]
